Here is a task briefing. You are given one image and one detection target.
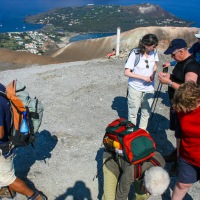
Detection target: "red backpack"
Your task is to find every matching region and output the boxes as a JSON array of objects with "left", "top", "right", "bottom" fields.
[
  {"left": 103, "top": 118, "right": 161, "bottom": 179},
  {"left": 93, "top": 118, "right": 160, "bottom": 181},
  {"left": 104, "top": 118, "right": 157, "bottom": 164}
]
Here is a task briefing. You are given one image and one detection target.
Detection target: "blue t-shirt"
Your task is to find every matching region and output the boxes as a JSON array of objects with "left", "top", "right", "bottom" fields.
[
  {"left": 189, "top": 42, "right": 200, "bottom": 64},
  {"left": 0, "top": 83, "right": 12, "bottom": 143}
]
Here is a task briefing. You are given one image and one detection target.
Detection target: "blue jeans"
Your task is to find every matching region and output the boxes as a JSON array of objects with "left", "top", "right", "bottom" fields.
[{"left": 128, "top": 86, "right": 154, "bottom": 130}]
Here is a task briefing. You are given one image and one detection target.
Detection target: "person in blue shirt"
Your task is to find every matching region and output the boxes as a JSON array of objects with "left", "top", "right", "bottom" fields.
[
  {"left": 189, "top": 30, "right": 200, "bottom": 64},
  {"left": 0, "top": 83, "right": 47, "bottom": 200}
]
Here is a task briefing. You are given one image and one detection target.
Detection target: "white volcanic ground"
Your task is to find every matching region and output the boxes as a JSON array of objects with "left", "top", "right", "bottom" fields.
[{"left": 1, "top": 56, "right": 200, "bottom": 200}]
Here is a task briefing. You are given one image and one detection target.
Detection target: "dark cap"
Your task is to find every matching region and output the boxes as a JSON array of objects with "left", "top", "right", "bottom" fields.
[{"left": 164, "top": 39, "right": 187, "bottom": 55}]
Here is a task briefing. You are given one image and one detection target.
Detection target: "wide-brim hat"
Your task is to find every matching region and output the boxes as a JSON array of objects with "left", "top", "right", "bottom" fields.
[
  {"left": 194, "top": 30, "right": 200, "bottom": 38},
  {"left": 144, "top": 166, "right": 170, "bottom": 196},
  {"left": 164, "top": 39, "right": 187, "bottom": 55}
]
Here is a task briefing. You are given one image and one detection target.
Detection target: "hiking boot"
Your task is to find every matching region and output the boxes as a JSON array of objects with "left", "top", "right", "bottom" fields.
[
  {"left": 28, "top": 191, "right": 47, "bottom": 200},
  {"left": 0, "top": 186, "right": 16, "bottom": 198},
  {"left": 163, "top": 149, "right": 177, "bottom": 162}
]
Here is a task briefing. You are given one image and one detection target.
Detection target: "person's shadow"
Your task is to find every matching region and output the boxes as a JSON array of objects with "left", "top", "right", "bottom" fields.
[
  {"left": 54, "top": 180, "right": 92, "bottom": 200},
  {"left": 111, "top": 96, "right": 128, "bottom": 118},
  {"left": 94, "top": 148, "right": 104, "bottom": 200},
  {"left": 14, "top": 130, "right": 58, "bottom": 190}
]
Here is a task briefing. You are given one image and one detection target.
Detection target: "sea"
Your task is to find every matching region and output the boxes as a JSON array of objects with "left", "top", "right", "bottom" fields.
[{"left": 0, "top": 0, "right": 199, "bottom": 41}]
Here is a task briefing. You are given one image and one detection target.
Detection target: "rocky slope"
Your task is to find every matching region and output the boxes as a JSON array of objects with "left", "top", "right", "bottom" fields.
[
  {"left": 51, "top": 26, "right": 199, "bottom": 62},
  {"left": 0, "top": 48, "right": 60, "bottom": 71}
]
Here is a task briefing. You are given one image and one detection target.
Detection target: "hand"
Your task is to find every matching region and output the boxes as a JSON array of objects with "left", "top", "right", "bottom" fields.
[
  {"left": 158, "top": 72, "right": 170, "bottom": 84},
  {"left": 143, "top": 76, "right": 152, "bottom": 83},
  {"left": 150, "top": 71, "right": 156, "bottom": 81},
  {"left": 162, "top": 62, "right": 170, "bottom": 68},
  {"left": 150, "top": 74, "right": 154, "bottom": 81}
]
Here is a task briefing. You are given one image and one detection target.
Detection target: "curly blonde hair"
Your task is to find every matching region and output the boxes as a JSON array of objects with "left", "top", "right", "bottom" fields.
[{"left": 173, "top": 81, "right": 200, "bottom": 112}]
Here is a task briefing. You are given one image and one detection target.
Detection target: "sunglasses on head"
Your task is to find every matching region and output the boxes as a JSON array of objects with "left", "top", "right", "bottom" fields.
[{"left": 145, "top": 60, "right": 149, "bottom": 68}]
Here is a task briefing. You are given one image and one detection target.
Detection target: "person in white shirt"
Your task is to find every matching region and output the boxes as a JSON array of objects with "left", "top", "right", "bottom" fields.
[{"left": 125, "top": 34, "right": 159, "bottom": 130}]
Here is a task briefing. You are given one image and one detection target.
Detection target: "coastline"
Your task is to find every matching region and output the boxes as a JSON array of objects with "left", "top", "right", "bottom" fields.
[
  {"left": 56, "top": 32, "right": 116, "bottom": 47},
  {"left": 56, "top": 32, "right": 78, "bottom": 48}
]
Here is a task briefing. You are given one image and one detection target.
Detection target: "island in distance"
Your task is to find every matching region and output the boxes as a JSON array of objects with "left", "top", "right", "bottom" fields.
[{"left": 25, "top": 4, "right": 193, "bottom": 33}]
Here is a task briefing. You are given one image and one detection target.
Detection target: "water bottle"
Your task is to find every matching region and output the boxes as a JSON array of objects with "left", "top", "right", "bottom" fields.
[
  {"left": 20, "top": 111, "right": 29, "bottom": 135},
  {"left": 104, "top": 137, "right": 121, "bottom": 149},
  {"left": 104, "top": 137, "right": 123, "bottom": 155}
]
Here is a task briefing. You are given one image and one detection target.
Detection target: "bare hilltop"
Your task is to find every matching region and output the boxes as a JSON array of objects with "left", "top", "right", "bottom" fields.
[{"left": 0, "top": 26, "right": 199, "bottom": 70}]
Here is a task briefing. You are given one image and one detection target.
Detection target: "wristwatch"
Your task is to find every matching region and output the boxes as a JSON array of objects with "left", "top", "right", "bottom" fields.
[{"left": 168, "top": 81, "right": 173, "bottom": 87}]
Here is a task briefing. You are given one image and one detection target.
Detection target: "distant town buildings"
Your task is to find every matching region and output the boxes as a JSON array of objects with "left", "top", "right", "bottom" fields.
[{"left": 3, "top": 31, "right": 54, "bottom": 55}]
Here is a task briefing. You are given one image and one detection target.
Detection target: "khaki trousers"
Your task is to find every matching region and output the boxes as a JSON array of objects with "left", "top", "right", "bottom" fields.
[{"left": 128, "top": 86, "right": 154, "bottom": 130}]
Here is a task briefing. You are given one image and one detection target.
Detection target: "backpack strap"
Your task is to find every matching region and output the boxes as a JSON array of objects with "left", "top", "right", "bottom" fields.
[
  {"left": 149, "top": 156, "right": 161, "bottom": 167},
  {"left": 0, "top": 91, "right": 7, "bottom": 99},
  {"left": 153, "top": 49, "right": 157, "bottom": 57},
  {"left": 126, "top": 48, "right": 140, "bottom": 67},
  {"left": 134, "top": 164, "right": 142, "bottom": 180},
  {"left": 126, "top": 48, "right": 140, "bottom": 98},
  {"left": 0, "top": 90, "right": 14, "bottom": 130},
  {"left": 132, "top": 48, "right": 156, "bottom": 67},
  {"left": 134, "top": 156, "right": 161, "bottom": 180},
  {"left": 133, "top": 48, "right": 140, "bottom": 67}
]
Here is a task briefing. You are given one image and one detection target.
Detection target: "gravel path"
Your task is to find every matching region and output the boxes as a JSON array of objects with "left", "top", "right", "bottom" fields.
[{"left": 0, "top": 57, "right": 199, "bottom": 200}]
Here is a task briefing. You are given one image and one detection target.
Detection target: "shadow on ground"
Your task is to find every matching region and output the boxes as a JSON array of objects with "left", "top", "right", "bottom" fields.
[
  {"left": 14, "top": 130, "right": 58, "bottom": 191},
  {"left": 111, "top": 96, "right": 128, "bottom": 119},
  {"left": 55, "top": 180, "right": 92, "bottom": 200},
  {"left": 95, "top": 148, "right": 104, "bottom": 200}
]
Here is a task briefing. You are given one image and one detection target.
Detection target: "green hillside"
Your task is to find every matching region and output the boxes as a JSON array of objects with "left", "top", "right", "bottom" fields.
[{"left": 25, "top": 4, "right": 193, "bottom": 33}]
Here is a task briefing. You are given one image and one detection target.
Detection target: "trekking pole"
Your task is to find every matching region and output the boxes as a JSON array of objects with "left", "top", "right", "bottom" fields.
[
  {"left": 151, "top": 67, "right": 168, "bottom": 119},
  {"left": 151, "top": 82, "right": 162, "bottom": 119}
]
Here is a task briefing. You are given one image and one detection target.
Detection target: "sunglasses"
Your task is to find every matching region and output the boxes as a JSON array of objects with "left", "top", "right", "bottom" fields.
[
  {"left": 171, "top": 49, "right": 181, "bottom": 57},
  {"left": 145, "top": 60, "right": 149, "bottom": 68}
]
